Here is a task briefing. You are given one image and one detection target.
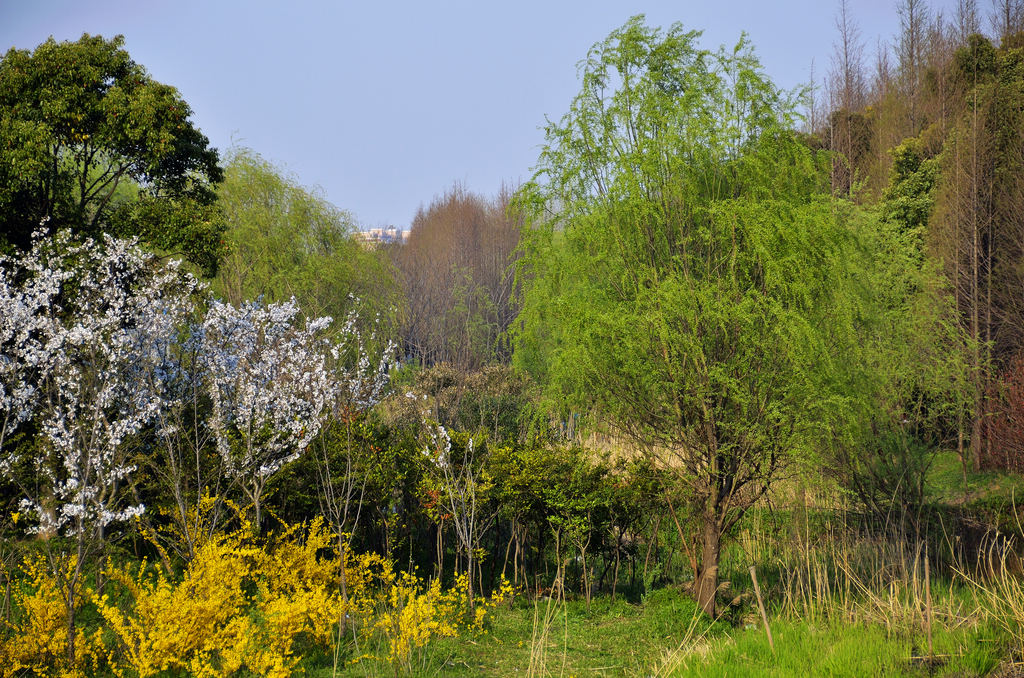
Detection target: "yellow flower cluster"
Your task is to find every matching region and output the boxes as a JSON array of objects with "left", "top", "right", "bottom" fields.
[
  {"left": 360, "top": 570, "right": 516, "bottom": 672},
  {"left": 96, "top": 517, "right": 351, "bottom": 678},
  {"left": 369, "top": 572, "right": 462, "bottom": 668},
  {"left": 1, "top": 512, "right": 518, "bottom": 677},
  {"left": 0, "top": 557, "right": 104, "bottom": 678}
]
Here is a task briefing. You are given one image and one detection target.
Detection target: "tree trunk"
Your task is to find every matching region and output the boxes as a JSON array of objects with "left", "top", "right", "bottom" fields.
[
  {"left": 64, "top": 530, "right": 86, "bottom": 666},
  {"left": 436, "top": 523, "right": 444, "bottom": 581},
  {"left": 972, "top": 389, "right": 983, "bottom": 471},
  {"left": 971, "top": 81, "right": 983, "bottom": 472},
  {"left": 338, "top": 537, "right": 350, "bottom": 635},
  {"left": 694, "top": 516, "right": 722, "bottom": 618},
  {"left": 959, "top": 423, "right": 969, "bottom": 503},
  {"left": 464, "top": 545, "right": 475, "bottom": 614},
  {"left": 65, "top": 586, "right": 76, "bottom": 665},
  {"left": 580, "top": 546, "right": 591, "bottom": 611},
  {"left": 612, "top": 532, "right": 621, "bottom": 600},
  {"left": 501, "top": 528, "right": 514, "bottom": 581}
]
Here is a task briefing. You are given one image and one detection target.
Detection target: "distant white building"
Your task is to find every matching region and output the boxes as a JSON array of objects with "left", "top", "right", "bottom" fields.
[{"left": 355, "top": 225, "right": 409, "bottom": 247}]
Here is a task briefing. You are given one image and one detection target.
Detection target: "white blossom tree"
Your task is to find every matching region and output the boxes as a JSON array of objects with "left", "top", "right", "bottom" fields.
[
  {"left": 0, "top": 227, "right": 198, "bottom": 663},
  {"left": 331, "top": 302, "right": 394, "bottom": 415},
  {"left": 421, "top": 422, "right": 495, "bottom": 613},
  {"left": 146, "top": 299, "right": 385, "bottom": 560},
  {"left": 141, "top": 311, "right": 224, "bottom": 562},
  {"left": 200, "top": 297, "right": 335, "bottom": 529}
]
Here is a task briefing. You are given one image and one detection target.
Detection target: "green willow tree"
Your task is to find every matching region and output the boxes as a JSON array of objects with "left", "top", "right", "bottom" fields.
[
  {"left": 513, "top": 17, "right": 869, "bottom": 617},
  {"left": 213, "top": 148, "right": 400, "bottom": 338},
  {"left": 0, "top": 34, "right": 225, "bottom": 275}
]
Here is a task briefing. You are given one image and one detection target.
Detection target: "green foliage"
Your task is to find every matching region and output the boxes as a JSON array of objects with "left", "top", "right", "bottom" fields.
[
  {"left": 0, "top": 34, "right": 224, "bottom": 274},
  {"left": 213, "top": 148, "right": 400, "bottom": 337},
  {"left": 514, "top": 17, "right": 868, "bottom": 540},
  {"left": 869, "top": 134, "right": 964, "bottom": 429},
  {"left": 265, "top": 416, "right": 374, "bottom": 525},
  {"left": 881, "top": 138, "right": 939, "bottom": 253},
  {"left": 828, "top": 107, "right": 874, "bottom": 197},
  {"left": 834, "top": 197, "right": 967, "bottom": 520},
  {"left": 956, "top": 34, "right": 998, "bottom": 80},
  {"left": 845, "top": 429, "right": 936, "bottom": 530},
  {"left": 536, "top": 448, "right": 611, "bottom": 549}
]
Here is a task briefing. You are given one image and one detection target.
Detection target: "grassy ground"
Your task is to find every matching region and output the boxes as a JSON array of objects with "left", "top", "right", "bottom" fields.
[
  {"left": 669, "top": 619, "right": 1003, "bottom": 678},
  {"left": 927, "top": 450, "right": 1024, "bottom": 508},
  {"left": 307, "top": 585, "right": 1006, "bottom": 677},
  {"left": 307, "top": 588, "right": 716, "bottom": 677}
]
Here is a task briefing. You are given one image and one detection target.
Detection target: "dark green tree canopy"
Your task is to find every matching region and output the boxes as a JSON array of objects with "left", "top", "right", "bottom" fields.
[{"left": 0, "top": 34, "right": 225, "bottom": 274}]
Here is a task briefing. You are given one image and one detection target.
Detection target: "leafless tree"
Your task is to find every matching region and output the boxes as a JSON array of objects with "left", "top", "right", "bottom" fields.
[
  {"left": 957, "top": 0, "right": 982, "bottom": 42},
  {"left": 393, "top": 184, "right": 520, "bottom": 370},
  {"left": 898, "top": 0, "right": 930, "bottom": 131},
  {"left": 832, "top": 0, "right": 867, "bottom": 111},
  {"left": 990, "top": 0, "right": 1024, "bottom": 40}
]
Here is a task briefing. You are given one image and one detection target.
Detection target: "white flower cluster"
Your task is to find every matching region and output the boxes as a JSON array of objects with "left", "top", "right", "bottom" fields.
[
  {"left": 0, "top": 231, "right": 71, "bottom": 454},
  {"left": 201, "top": 297, "right": 335, "bottom": 480},
  {"left": 423, "top": 422, "right": 453, "bottom": 471},
  {"left": 0, "top": 228, "right": 200, "bottom": 534},
  {"left": 331, "top": 300, "right": 395, "bottom": 413}
]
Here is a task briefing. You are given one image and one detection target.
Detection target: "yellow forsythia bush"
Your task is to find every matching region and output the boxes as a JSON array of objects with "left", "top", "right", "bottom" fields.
[
  {"left": 368, "top": 572, "right": 462, "bottom": 668},
  {"left": 96, "top": 516, "right": 352, "bottom": 678},
  {"left": 358, "top": 569, "right": 516, "bottom": 672},
  {"left": 0, "top": 556, "right": 104, "bottom": 678},
  {"left": 2, "top": 512, "right": 517, "bottom": 677}
]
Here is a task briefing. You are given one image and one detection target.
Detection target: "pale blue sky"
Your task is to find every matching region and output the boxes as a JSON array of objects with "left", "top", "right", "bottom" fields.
[{"left": 2, "top": 0, "right": 965, "bottom": 229}]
